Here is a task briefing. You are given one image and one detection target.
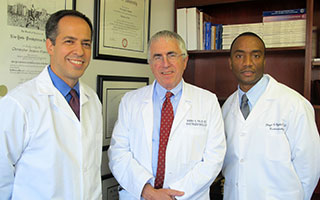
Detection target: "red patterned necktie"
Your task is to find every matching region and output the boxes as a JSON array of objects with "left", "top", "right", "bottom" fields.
[
  {"left": 154, "top": 91, "right": 174, "bottom": 189},
  {"left": 69, "top": 89, "right": 80, "bottom": 120}
]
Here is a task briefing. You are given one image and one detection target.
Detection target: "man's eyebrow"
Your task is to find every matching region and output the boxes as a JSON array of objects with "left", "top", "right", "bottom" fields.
[
  {"left": 251, "top": 50, "right": 263, "bottom": 53},
  {"left": 233, "top": 49, "right": 245, "bottom": 54},
  {"left": 152, "top": 53, "right": 162, "bottom": 57},
  {"left": 82, "top": 39, "right": 92, "bottom": 43},
  {"left": 62, "top": 36, "right": 92, "bottom": 43},
  {"left": 62, "top": 36, "right": 76, "bottom": 40},
  {"left": 232, "top": 49, "right": 263, "bottom": 54}
]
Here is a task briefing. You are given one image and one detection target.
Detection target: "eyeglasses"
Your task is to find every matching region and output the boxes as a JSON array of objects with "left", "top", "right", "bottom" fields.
[{"left": 151, "top": 52, "right": 185, "bottom": 64}]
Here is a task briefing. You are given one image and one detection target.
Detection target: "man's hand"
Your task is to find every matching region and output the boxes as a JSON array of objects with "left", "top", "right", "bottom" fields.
[{"left": 141, "top": 184, "right": 184, "bottom": 200}]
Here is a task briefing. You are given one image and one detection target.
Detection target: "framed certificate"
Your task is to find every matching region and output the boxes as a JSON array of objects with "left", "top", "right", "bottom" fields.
[
  {"left": 93, "top": 0, "right": 150, "bottom": 63},
  {"left": 1, "top": 0, "right": 75, "bottom": 98},
  {"left": 97, "top": 75, "right": 149, "bottom": 147}
]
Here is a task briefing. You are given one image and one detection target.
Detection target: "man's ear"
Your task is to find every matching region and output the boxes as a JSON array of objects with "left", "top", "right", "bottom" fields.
[
  {"left": 228, "top": 58, "right": 232, "bottom": 70},
  {"left": 46, "top": 39, "right": 54, "bottom": 55}
]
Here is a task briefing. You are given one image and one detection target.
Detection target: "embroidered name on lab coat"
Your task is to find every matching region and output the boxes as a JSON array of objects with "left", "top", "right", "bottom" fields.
[
  {"left": 186, "top": 119, "right": 207, "bottom": 127},
  {"left": 265, "top": 122, "right": 287, "bottom": 131}
]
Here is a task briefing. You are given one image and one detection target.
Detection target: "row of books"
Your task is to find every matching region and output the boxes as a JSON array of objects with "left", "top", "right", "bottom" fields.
[
  {"left": 223, "top": 20, "right": 306, "bottom": 49},
  {"left": 177, "top": 7, "right": 223, "bottom": 51},
  {"left": 177, "top": 7, "right": 307, "bottom": 51}
]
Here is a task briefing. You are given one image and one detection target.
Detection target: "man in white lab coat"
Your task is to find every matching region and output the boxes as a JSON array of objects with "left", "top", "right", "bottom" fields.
[
  {"left": 222, "top": 32, "right": 320, "bottom": 200},
  {"left": 0, "top": 10, "right": 102, "bottom": 199},
  {"left": 108, "top": 30, "right": 226, "bottom": 200}
]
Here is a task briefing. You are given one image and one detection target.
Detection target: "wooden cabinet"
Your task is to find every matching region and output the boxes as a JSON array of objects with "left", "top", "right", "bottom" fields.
[{"left": 175, "top": 0, "right": 319, "bottom": 198}]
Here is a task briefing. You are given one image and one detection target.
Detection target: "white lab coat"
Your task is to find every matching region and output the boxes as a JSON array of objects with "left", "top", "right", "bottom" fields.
[
  {"left": 108, "top": 80, "right": 226, "bottom": 200},
  {"left": 0, "top": 66, "right": 103, "bottom": 200},
  {"left": 222, "top": 74, "right": 320, "bottom": 200}
]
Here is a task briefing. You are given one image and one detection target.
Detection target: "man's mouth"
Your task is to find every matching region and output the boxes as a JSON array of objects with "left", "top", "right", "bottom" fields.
[
  {"left": 241, "top": 70, "right": 254, "bottom": 76},
  {"left": 161, "top": 71, "right": 173, "bottom": 75},
  {"left": 69, "top": 59, "right": 84, "bottom": 65}
]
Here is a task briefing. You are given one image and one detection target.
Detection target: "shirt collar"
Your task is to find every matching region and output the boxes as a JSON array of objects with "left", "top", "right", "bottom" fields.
[
  {"left": 155, "top": 80, "right": 183, "bottom": 100},
  {"left": 238, "top": 74, "right": 269, "bottom": 106},
  {"left": 48, "top": 65, "right": 80, "bottom": 97}
]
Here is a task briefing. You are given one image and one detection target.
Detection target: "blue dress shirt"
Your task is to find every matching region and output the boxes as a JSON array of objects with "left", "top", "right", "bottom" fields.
[
  {"left": 238, "top": 74, "right": 269, "bottom": 111},
  {"left": 47, "top": 66, "right": 79, "bottom": 102}
]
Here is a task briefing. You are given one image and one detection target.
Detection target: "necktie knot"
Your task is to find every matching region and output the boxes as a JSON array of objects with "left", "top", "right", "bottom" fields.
[
  {"left": 165, "top": 91, "right": 173, "bottom": 99},
  {"left": 69, "top": 89, "right": 78, "bottom": 99},
  {"left": 241, "top": 93, "right": 248, "bottom": 104}
]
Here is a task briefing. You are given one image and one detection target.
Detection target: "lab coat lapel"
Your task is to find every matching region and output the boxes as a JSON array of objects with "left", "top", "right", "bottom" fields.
[
  {"left": 245, "top": 76, "right": 275, "bottom": 121},
  {"left": 142, "top": 82, "right": 155, "bottom": 154},
  {"left": 230, "top": 75, "right": 276, "bottom": 121},
  {"left": 79, "top": 81, "right": 89, "bottom": 109},
  {"left": 36, "top": 66, "right": 80, "bottom": 122},
  {"left": 230, "top": 91, "right": 245, "bottom": 121},
  {"left": 171, "top": 82, "right": 191, "bottom": 135}
]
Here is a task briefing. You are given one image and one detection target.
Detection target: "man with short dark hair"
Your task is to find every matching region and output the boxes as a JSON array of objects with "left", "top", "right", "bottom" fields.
[
  {"left": 0, "top": 10, "right": 102, "bottom": 199},
  {"left": 222, "top": 32, "right": 320, "bottom": 200}
]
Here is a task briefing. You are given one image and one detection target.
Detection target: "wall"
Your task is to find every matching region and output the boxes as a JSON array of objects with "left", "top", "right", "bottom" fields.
[{"left": 77, "top": 0, "right": 175, "bottom": 90}]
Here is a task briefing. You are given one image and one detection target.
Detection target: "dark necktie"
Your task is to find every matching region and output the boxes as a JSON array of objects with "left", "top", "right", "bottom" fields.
[
  {"left": 240, "top": 94, "right": 250, "bottom": 119},
  {"left": 69, "top": 89, "right": 80, "bottom": 120},
  {"left": 154, "top": 92, "right": 174, "bottom": 189}
]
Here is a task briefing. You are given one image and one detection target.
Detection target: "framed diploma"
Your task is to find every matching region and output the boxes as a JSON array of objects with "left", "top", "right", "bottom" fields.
[
  {"left": 97, "top": 75, "right": 149, "bottom": 147},
  {"left": 93, "top": 0, "right": 150, "bottom": 64},
  {"left": 0, "top": 0, "right": 75, "bottom": 98}
]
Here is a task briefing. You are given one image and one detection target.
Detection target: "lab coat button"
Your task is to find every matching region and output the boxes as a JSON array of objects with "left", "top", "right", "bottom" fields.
[{"left": 240, "top": 159, "right": 244, "bottom": 163}]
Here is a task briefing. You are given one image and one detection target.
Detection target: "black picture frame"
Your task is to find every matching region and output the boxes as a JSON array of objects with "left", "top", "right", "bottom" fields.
[
  {"left": 97, "top": 75, "right": 149, "bottom": 148},
  {"left": 93, "top": 0, "right": 151, "bottom": 63}
]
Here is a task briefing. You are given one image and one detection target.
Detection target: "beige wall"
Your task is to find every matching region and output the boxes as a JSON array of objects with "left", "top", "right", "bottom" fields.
[{"left": 77, "top": 0, "right": 175, "bottom": 90}]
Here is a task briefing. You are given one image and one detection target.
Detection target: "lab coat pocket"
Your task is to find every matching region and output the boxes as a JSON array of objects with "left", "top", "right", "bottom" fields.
[{"left": 266, "top": 132, "right": 291, "bottom": 161}]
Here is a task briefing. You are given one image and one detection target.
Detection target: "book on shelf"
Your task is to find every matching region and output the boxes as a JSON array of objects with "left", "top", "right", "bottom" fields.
[
  {"left": 263, "top": 19, "right": 306, "bottom": 48},
  {"left": 187, "top": 7, "right": 200, "bottom": 50},
  {"left": 211, "top": 25, "right": 216, "bottom": 50},
  {"left": 313, "top": 27, "right": 318, "bottom": 58},
  {"left": 262, "top": 8, "right": 306, "bottom": 16},
  {"left": 222, "top": 23, "right": 263, "bottom": 50},
  {"left": 212, "top": 24, "right": 223, "bottom": 50},
  {"left": 204, "top": 21, "right": 212, "bottom": 50},
  {"left": 177, "top": 8, "right": 188, "bottom": 49},
  {"left": 200, "top": 11, "right": 212, "bottom": 50},
  {"left": 263, "top": 13, "right": 306, "bottom": 22}
]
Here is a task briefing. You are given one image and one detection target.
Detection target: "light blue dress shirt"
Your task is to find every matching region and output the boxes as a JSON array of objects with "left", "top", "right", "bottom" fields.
[
  {"left": 238, "top": 74, "right": 269, "bottom": 111},
  {"left": 152, "top": 80, "right": 183, "bottom": 177},
  {"left": 47, "top": 66, "right": 79, "bottom": 102}
]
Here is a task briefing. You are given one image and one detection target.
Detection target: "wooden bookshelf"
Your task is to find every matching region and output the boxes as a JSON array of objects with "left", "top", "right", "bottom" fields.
[{"left": 175, "top": 0, "right": 320, "bottom": 198}]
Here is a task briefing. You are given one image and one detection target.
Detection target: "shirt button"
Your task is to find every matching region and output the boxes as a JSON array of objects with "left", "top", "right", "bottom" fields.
[{"left": 240, "top": 159, "right": 244, "bottom": 163}]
